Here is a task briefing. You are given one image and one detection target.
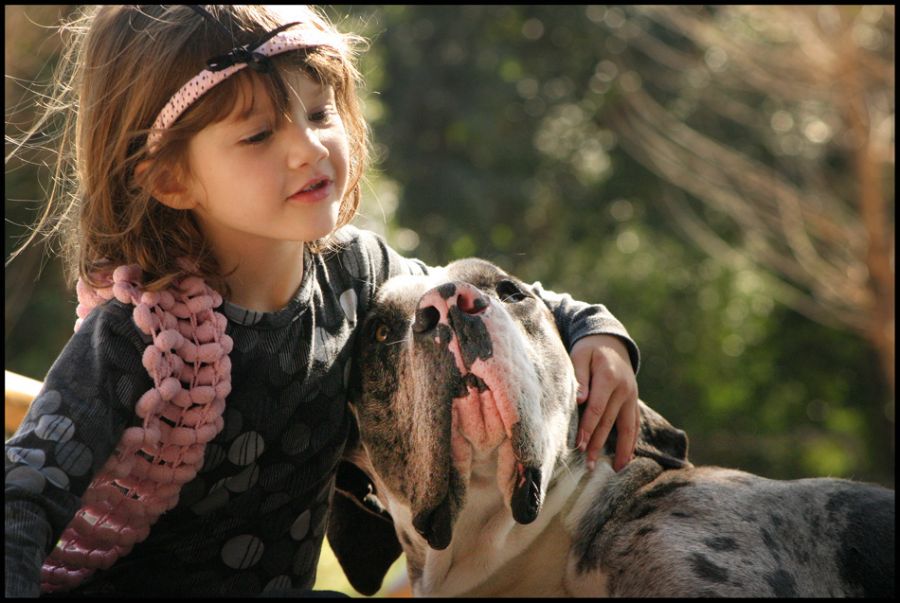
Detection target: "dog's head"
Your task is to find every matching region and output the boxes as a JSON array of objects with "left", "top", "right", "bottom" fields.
[{"left": 328, "top": 259, "right": 689, "bottom": 595}]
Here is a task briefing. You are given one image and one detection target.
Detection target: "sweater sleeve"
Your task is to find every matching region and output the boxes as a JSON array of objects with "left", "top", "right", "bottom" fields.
[
  {"left": 530, "top": 281, "right": 640, "bottom": 374},
  {"left": 4, "top": 300, "right": 151, "bottom": 597},
  {"left": 349, "top": 226, "right": 431, "bottom": 285}
]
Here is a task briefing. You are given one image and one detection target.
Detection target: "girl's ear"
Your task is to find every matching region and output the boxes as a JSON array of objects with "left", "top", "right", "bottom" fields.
[{"left": 134, "top": 159, "right": 197, "bottom": 210}]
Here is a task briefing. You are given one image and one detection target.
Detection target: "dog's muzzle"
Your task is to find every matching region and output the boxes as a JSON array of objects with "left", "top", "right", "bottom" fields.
[{"left": 413, "top": 281, "right": 544, "bottom": 527}]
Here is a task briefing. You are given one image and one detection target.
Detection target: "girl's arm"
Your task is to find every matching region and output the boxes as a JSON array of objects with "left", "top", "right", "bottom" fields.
[
  {"left": 5, "top": 301, "right": 148, "bottom": 597},
  {"left": 529, "top": 281, "right": 640, "bottom": 373}
]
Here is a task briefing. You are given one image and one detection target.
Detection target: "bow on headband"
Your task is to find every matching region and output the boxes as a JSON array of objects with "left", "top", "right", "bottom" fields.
[{"left": 189, "top": 6, "right": 301, "bottom": 74}]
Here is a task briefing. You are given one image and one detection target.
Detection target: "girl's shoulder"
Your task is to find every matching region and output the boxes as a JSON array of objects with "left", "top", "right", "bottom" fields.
[
  {"left": 326, "top": 224, "right": 430, "bottom": 285},
  {"left": 323, "top": 224, "right": 384, "bottom": 273},
  {"left": 76, "top": 297, "right": 153, "bottom": 348},
  {"left": 327, "top": 224, "right": 407, "bottom": 265},
  {"left": 329, "top": 224, "right": 382, "bottom": 253}
]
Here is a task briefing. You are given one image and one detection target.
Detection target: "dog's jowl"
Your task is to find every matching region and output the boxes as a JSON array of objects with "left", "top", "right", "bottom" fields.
[{"left": 327, "top": 258, "right": 895, "bottom": 597}]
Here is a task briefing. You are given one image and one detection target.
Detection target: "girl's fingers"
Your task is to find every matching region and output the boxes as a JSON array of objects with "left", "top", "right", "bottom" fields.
[
  {"left": 613, "top": 402, "right": 640, "bottom": 472},
  {"left": 583, "top": 385, "right": 626, "bottom": 470},
  {"left": 577, "top": 372, "right": 615, "bottom": 453},
  {"left": 571, "top": 346, "right": 592, "bottom": 404}
]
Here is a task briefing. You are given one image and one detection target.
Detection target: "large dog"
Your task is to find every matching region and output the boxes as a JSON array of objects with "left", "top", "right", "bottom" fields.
[{"left": 327, "top": 258, "right": 894, "bottom": 597}]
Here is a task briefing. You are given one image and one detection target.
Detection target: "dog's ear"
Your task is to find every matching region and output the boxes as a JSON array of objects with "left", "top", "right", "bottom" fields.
[
  {"left": 600, "top": 399, "right": 691, "bottom": 469},
  {"left": 632, "top": 399, "right": 691, "bottom": 469},
  {"left": 327, "top": 418, "right": 402, "bottom": 596}
]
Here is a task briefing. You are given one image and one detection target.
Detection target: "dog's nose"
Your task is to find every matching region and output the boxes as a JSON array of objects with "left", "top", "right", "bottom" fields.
[{"left": 414, "top": 282, "right": 489, "bottom": 334}]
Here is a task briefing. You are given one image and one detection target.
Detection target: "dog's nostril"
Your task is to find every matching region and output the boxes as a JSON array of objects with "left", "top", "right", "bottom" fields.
[
  {"left": 413, "top": 306, "right": 441, "bottom": 333},
  {"left": 458, "top": 292, "right": 489, "bottom": 315}
]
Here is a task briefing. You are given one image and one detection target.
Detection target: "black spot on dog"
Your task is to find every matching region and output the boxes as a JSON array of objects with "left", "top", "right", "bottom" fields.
[
  {"left": 670, "top": 510, "right": 693, "bottom": 519},
  {"left": 765, "top": 569, "right": 797, "bottom": 597},
  {"left": 769, "top": 512, "right": 783, "bottom": 528},
  {"left": 831, "top": 485, "right": 895, "bottom": 597},
  {"left": 704, "top": 536, "right": 738, "bottom": 552},
  {"left": 434, "top": 323, "right": 453, "bottom": 346},
  {"left": 689, "top": 552, "right": 729, "bottom": 583},
  {"left": 636, "top": 525, "right": 656, "bottom": 537},
  {"left": 448, "top": 306, "right": 493, "bottom": 366},
  {"left": 760, "top": 527, "right": 781, "bottom": 562},
  {"left": 436, "top": 282, "right": 457, "bottom": 299}
]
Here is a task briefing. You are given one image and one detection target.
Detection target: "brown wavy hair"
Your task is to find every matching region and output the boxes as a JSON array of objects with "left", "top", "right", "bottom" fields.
[{"left": 6, "top": 5, "right": 369, "bottom": 295}]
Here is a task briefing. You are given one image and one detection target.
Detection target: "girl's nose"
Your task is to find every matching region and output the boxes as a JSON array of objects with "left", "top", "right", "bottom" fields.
[{"left": 286, "top": 120, "right": 329, "bottom": 169}]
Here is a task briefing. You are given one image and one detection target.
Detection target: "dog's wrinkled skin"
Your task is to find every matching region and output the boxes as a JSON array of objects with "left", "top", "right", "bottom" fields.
[{"left": 327, "top": 259, "right": 895, "bottom": 597}]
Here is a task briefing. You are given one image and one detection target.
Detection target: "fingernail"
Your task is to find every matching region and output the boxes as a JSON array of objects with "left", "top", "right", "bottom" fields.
[{"left": 587, "top": 459, "right": 595, "bottom": 472}]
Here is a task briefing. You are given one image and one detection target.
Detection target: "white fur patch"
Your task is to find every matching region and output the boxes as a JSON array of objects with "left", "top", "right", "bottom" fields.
[{"left": 562, "top": 461, "right": 616, "bottom": 536}]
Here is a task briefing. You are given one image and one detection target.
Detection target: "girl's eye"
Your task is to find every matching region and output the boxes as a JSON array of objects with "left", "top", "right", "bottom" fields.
[
  {"left": 309, "top": 108, "right": 333, "bottom": 124},
  {"left": 243, "top": 130, "right": 272, "bottom": 145}
]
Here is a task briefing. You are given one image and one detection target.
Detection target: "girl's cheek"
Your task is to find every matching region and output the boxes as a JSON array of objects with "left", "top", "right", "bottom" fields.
[{"left": 334, "top": 127, "right": 352, "bottom": 161}]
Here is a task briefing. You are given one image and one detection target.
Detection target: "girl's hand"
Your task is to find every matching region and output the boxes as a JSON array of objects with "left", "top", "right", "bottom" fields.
[{"left": 570, "top": 334, "right": 639, "bottom": 472}]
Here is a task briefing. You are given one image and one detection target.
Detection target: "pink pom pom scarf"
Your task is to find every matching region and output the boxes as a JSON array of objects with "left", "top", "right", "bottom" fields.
[{"left": 40, "top": 263, "right": 232, "bottom": 592}]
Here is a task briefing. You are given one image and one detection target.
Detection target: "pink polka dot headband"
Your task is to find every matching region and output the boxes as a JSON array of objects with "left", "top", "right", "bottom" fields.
[{"left": 147, "top": 10, "right": 344, "bottom": 153}]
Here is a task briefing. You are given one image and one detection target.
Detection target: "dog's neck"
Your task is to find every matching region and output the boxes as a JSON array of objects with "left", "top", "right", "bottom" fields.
[{"left": 383, "top": 450, "right": 615, "bottom": 597}]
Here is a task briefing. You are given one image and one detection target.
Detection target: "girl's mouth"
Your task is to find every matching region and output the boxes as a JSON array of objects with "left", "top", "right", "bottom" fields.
[
  {"left": 289, "top": 178, "right": 332, "bottom": 203},
  {"left": 300, "top": 179, "right": 328, "bottom": 192}
]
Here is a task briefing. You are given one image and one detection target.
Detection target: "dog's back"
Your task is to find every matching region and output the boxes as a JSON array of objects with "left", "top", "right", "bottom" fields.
[{"left": 570, "top": 460, "right": 895, "bottom": 597}]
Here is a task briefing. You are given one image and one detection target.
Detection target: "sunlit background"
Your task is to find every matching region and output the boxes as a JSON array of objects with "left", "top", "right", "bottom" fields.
[{"left": 6, "top": 5, "right": 894, "bottom": 597}]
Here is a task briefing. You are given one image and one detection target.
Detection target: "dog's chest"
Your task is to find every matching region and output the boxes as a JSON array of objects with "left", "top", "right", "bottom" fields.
[{"left": 450, "top": 513, "right": 577, "bottom": 597}]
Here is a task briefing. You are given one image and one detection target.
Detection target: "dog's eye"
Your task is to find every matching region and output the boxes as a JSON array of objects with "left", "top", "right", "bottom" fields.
[
  {"left": 374, "top": 323, "right": 390, "bottom": 343},
  {"left": 497, "top": 280, "right": 528, "bottom": 303}
]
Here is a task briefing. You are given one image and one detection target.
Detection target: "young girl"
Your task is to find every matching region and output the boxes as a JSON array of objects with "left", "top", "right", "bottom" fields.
[{"left": 5, "top": 5, "right": 641, "bottom": 597}]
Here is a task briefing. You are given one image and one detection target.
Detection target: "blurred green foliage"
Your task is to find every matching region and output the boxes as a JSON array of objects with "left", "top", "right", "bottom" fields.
[{"left": 5, "top": 4, "right": 893, "bottom": 496}]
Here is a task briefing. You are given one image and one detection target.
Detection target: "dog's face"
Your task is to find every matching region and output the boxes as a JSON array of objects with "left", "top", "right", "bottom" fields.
[
  {"left": 346, "top": 259, "right": 577, "bottom": 550},
  {"left": 329, "top": 258, "right": 689, "bottom": 596}
]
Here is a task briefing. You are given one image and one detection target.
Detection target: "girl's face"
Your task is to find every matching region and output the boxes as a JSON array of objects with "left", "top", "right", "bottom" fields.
[{"left": 183, "top": 71, "right": 350, "bottom": 259}]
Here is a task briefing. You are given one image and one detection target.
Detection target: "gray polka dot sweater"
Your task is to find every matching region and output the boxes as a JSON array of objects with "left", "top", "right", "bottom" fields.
[{"left": 5, "top": 226, "right": 639, "bottom": 597}]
